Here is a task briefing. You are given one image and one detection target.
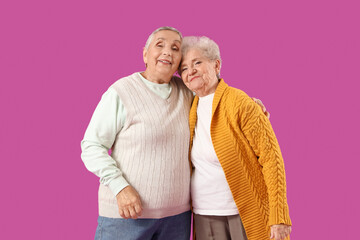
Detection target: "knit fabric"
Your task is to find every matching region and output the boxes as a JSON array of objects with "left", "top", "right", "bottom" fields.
[
  {"left": 99, "top": 73, "right": 194, "bottom": 219},
  {"left": 191, "top": 93, "right": 239, "bottom": 215},
  {"left": 81, "top": 72, "right": 173, "bottom": 198},
  {"left": 189, "top": 79, "right": 292, "bottom": 240}
]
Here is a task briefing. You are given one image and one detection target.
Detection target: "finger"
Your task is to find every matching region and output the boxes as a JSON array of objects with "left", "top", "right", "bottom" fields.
[
  {"left": 286, "top": 227, "right": 292, "bottom": 237},
  {"left": 278, "top": 233, "right": 284, "bottom": 240},
  {"left": 257, "top": 100, "right": 265, "bottom": 109},
  {"left": 119, "top": 210, "right": 125, "bottom": 218},
  {"left": 123, "top": 209, "right": 130, "bottom": 219},
  {"left": 270, "top": 227, "right": 274, "bottom": 239},
  {"left": 134, "top": 204, "right": 142, "bottom": 216},
  {"left": 274, "top": 231, "right": 280, "bottom": 240},
  {"left": 265, "top": 111, "right": 270, "bottom": 119},
  {"left": 254, "top": 98, "right": 262, "bottom": 106},
  {"left": 274, "top": 233, "right": 278, "bottom": 240},
  {"left": 283, "top": 226, "right": 289, "bottom": 236},
  {"left": 259, "top": 104, "right": 266, "bottom": 112},
  {"left": 281, "top": 231, "right": 287, "bottom": 240},
  {"left": 254, "top": 99, "right": 266, "bottom": 113},
  {"left": 128, "top": 207, "right": 138, "bottom": 219},
  {"left": 281, "top": 233, "right": 286, "bottom": 240},
  {"left": 259, "top": 104, "right": 266, "bottom": 113}
]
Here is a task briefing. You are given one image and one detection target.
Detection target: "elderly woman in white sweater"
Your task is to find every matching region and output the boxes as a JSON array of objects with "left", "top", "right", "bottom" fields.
[{"left": 81, "top": 27, "right": 194, "bottom": 240}]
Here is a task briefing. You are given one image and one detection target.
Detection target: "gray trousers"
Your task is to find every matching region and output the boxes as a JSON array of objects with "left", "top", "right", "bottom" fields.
[{"left": 194, "top": 214, "right": 248, "bottom": 240}]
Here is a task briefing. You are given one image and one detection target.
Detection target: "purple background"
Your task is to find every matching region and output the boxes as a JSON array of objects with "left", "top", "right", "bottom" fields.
[{"left": 1, "top": 0, "right": 359, "bottom": 239}]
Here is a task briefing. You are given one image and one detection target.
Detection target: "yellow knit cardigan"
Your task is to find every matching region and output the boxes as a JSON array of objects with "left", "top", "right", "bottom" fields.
[{"left": 189, "top": 79, "right": 292, "bottom": 240}]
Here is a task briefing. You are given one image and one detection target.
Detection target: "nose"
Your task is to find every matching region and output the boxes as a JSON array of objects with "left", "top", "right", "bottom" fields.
[
  {"left": 162, "top": 47, "right": 172, "bottom": 56},
  {"left": 189, "top": 66, "right": 196, "bottom": 76}
]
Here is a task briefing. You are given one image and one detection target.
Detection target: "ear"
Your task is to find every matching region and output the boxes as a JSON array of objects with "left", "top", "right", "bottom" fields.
[
  {"left": 214, "top": 59, "right": 221, "bottom": 75},
  {"left": 143, "top": 47, "right": 148, "bottom": 66}
]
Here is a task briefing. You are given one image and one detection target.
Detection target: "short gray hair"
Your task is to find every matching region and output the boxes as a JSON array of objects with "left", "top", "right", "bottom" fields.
[
  {"left": 144, "top": 26, "right": 183, "bottom": 50},
  {"left": 180, "top": 36, "right": 222, "bottom": 78}
]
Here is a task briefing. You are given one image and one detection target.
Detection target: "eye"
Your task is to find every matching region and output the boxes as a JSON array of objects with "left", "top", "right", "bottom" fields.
[
  {"left": 195, "top": 61, "right": 201, "bottom": 65},
  {"left": 181, "top": 67, "right": 188, "bottom": 73},
  {"left": 172, "top": 46, "right": 179, "bottom": 51},
  {"left": 156, "top": 42, "right": 163, "bottom": 47}
]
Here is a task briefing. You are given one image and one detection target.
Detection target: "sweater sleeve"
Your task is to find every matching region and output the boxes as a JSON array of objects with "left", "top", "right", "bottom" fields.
[
  {"left": 81, "top": 87, "right": 129, "bottom": 196},
  {"left": 240, "top": 98, "right": 292, "bottom": 227}
]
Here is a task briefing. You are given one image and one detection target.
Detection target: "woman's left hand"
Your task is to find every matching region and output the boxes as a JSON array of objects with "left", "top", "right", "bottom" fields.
[
  {"left": 270, "top": 224, "right": 292, "bottom": 240},
  {"left": 252, "top": 97, "right": 270, "bottom": 119}
]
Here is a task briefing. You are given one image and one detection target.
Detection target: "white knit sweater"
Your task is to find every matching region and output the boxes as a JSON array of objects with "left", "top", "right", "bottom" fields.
[{"left": 81, "top": 73, "right": 194, "bottom": 218}]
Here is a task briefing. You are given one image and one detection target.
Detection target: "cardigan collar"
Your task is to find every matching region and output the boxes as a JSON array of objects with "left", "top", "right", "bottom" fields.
[
  {"left": 191, "top": 79, "right": 229, "bottom": 118},
  {"left": 188, "top": 79, "right": 228, "bottom": 164},
  {"left": 211, "top": 79, "right": 228, "bottom": 117},
  {"left": 189, "top": 79, "right": 229, "bottom": 141}
]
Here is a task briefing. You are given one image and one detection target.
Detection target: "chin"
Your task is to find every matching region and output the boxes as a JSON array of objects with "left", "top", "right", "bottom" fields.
[
  {"left": 159, "top": 69, "right": 175, "bottom": 76},
  {"left": 190, "top": 82, "right": 204, "bottom": 91},
  {"left": 157, "top": 68, "right": 169, "bottom": 73}
]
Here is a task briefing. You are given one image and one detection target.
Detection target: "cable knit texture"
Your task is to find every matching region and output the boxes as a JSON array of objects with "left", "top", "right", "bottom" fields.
[{"left": 189, "top": 79, "right": 292, "bottom": 240}]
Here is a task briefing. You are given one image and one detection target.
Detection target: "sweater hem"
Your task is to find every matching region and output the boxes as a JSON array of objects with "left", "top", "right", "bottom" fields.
[{"left": 99, "top": 203, "right": 190, "bottom": 219}]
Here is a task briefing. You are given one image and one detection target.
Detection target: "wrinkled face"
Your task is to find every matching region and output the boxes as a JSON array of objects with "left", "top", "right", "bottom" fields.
[
  {"left": 143, "top": 30, "right": 182, "bottom": 79},
  {"left": 180, "top": 48, "right": 220, "bottom": 96}
]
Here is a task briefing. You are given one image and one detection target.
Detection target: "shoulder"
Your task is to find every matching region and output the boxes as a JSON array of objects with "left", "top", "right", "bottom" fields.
[
  {"left": 111, "top": 72, "right": 139, "bottom": 89},
  {"left": 220, "top": 85, "right": 265, "bottom": 123},
  {"left": 223, "top": 86, "right": 254, "bottom": 108},
  {"left": 226, "top": 86, "right": 249, "bottom": 98},
  {"left": 110, "top": 73, "right": 145, "bottom": 98},
  {"left": 102, "top": 87, "right": 119, "bottom": 99}
]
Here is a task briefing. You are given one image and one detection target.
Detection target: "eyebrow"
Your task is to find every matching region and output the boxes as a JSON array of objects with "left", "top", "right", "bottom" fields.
[
  {"left": 155, "top": 38, "right": 181, "bottom": 44},
  {"left": 181, "top": 58, "right": 201, "bottom": 68}
]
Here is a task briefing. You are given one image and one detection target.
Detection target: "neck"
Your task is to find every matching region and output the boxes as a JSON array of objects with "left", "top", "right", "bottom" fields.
[{"left": 141, "top": 70, "right": 172, "bottom": 84}]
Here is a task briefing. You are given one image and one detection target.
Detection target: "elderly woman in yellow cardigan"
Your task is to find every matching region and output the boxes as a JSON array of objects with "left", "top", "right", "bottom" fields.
[{"left": 179, "top": 36, "right": 292, "bottom": 240}]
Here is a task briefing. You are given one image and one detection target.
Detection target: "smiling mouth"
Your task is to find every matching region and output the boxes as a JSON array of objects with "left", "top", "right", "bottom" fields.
[
  {"left": 190, "top": 76, "right": 200, "bottom": 82},
  {"left": 158, "top": 60, "right": 172, "bottom": 65}
]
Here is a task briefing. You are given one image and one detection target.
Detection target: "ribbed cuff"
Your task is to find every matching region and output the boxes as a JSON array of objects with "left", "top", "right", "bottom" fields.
[
  {"left": 268, "top": 205, "right": 292, "bottom": 226},
  {"left": 108, "top": 176, "right": 129, "bottom": 196}
]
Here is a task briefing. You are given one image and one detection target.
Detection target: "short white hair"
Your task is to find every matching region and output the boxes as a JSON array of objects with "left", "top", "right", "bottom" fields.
[
  {"left": 181, "top": 36, "right": 222, "bottom": 78},
  {"left": 144, "top": 26, "right": 183, "bottom": 50}
]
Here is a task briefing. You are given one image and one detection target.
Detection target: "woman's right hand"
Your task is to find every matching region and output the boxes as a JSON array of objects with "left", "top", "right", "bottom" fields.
[{"left": 116, "top": 185, "right": 143, "bottom": 219}]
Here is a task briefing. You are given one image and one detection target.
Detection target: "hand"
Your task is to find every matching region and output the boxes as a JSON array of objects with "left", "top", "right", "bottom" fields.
[
  {"left": 270, "top": 224, "right": 292, "bottom": 240},
  {"left": 116, "top": 185, "right": 143, "bottom": 219},
  {"left": 252, "top": 97, "right": 270, "bottom": 119}
]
